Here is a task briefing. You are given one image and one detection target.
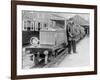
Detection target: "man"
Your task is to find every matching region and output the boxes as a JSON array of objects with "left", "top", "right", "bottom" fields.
[{"left": 66, "top": 20, "right": 78, "bottom": 54}]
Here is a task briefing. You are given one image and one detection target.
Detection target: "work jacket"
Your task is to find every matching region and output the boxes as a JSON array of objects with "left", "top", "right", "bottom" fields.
[{"left": 67, "top": 24, "right": 80, "bottom": 41}]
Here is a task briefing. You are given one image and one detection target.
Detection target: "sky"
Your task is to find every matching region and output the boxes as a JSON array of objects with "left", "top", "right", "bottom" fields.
[
  {"left": 23, "top": 10, "right": 90, "bottom": 22},
  {"left": 51, "top": 12, "right": 89, "bottom": 21}
]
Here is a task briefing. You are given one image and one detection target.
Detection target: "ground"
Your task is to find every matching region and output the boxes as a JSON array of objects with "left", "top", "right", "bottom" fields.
[{"left": 53, "top": 36, "right": 90, "bottom": 67}]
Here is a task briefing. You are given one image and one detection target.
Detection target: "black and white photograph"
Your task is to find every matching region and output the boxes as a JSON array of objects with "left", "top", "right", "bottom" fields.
[
  {"left": 22, "top": 11, "right": 90, "bottom": 69},
  {"left": 11, "top": 1, "right": 97, "bottom": 79}
]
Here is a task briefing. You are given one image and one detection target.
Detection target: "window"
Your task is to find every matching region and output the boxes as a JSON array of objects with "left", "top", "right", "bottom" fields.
[
  {"left": 38, "top": 22, "right": 40, "bottom": 31},
  {"left": 24, "top": 21, "right": 27, "bottom": 30},
  {"left": 27, "top": 20, "right": 31, "bottom": 31},
  {"left": 44, "top": 23, "right": 47, "bottom": 27}
]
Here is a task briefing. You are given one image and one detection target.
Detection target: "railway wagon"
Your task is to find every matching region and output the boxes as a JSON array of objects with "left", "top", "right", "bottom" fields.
[{"left": 74, "top": 24, "right": 85, "bottom": 42}]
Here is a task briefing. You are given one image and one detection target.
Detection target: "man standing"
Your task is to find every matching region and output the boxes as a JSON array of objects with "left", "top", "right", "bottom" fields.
[{"left": 66, "top": 20, "right": 78, "bottom": 54}]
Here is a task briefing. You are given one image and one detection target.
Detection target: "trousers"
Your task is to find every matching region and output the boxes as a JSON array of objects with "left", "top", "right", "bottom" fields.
[{"left": 68, "top": 40, "right": 76, "bottom": 53}]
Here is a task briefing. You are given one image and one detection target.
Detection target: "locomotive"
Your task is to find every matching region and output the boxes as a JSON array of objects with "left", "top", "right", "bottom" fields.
[{"left": 22, "top": 11, "right": 86, "bottom": 67}]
